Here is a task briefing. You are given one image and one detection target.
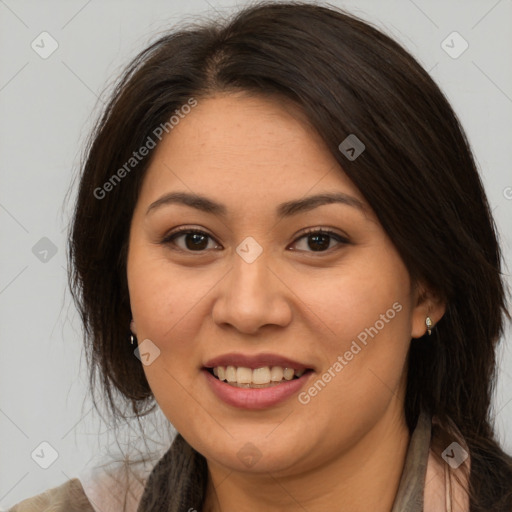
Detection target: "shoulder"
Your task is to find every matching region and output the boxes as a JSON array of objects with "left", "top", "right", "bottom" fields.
[
  {"left": 78, "top": 461, "right": 149, "bottom": 512},
  {"left": 8, "top": 477, "right": 95, "bottom": 512},
  {"left": 424, "top": 414, "right": 471, "bottom": 512}
]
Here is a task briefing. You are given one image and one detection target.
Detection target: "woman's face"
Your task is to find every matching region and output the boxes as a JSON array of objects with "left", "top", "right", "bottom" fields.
[{"left": 127, "top": 93, "right": 435, "bottom": 476}]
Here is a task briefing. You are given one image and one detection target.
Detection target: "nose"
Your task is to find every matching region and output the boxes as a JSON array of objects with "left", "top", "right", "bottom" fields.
[{"left": 211, "top": 250, "right": 293, "bottom": 334}]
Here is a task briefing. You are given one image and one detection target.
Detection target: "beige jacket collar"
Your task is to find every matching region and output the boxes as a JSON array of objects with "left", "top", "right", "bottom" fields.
[{"left": 392, "top": 408, "right": 470, "bottom": 512}]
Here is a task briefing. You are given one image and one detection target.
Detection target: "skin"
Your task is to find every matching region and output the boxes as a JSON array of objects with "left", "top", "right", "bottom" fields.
[{"left": 127, "top": 92, "right": 445, "bottom": 512}]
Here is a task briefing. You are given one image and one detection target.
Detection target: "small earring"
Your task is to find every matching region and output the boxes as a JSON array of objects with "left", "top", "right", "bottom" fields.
[
  {"left": 425, "top": 316, "right": 433, "bottom": 336},
  {"left": 130, "top": 320, "right": 136, "bottom": 345}
]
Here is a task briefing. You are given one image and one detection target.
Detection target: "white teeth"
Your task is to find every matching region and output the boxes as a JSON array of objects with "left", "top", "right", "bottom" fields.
[
  {"left": 210, "top": 365, "right": 308, "bottom": 386},
  {"left": 236, "top": 367, "right": 252, "bottom": 384},
  {"left": 270, "top": 366, "right": 283, "bottom": 381},
  {"left": 225, "top": 365, "right": 237, "bottom": 382},
  {"left": 283, "top": 368, "right": 295, "bottom": 380},
  {"left": 253, "top": 367, "right": 271, "bottom": 384}
]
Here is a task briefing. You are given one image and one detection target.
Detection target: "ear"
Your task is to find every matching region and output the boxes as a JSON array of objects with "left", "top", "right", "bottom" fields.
[
  {"left": 410, "top": 280, "right": 446, "bottom": 339},
  {"left": 130, "top": 319, "right": 137, "bottom": 336}
]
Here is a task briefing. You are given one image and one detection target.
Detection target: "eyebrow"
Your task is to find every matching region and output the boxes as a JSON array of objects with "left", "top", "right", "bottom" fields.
[{"left": 146, "top": 191, "right": 366, "bottom": 218}]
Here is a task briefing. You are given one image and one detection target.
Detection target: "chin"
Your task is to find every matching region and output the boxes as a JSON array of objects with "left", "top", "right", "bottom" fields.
[{"left": 201, "top": 433, "right": 308, "bottom": 475}]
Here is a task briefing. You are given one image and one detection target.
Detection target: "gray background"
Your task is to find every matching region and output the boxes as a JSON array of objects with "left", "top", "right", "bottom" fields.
[{"left": 1, "top": 0, "right": 511, "bottom": 508}]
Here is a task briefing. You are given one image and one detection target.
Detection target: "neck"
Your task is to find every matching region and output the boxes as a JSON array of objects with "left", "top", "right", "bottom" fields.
[{"left": 203, "top": 404, "right": 411, "bottom": 512}]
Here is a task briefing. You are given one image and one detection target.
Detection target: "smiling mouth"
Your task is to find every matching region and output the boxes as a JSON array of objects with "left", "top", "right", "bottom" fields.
[{"left": 205, "top": 365, "right": 313, "bottom": 388}]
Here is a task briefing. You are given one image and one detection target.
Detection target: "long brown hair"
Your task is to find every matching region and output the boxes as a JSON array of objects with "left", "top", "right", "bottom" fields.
[{"left": 68, "top": 2, "right": 512, "bottom": 510}]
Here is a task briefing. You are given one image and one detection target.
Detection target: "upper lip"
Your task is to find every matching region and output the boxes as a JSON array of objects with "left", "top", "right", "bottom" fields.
[{"left": 203, "top": 352, "right": 313, "bottom": 371}]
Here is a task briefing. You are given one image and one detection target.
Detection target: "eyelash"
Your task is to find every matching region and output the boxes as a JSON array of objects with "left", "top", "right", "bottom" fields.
[{"left": 160, "top": 226, "right": 349, "bottom": 254}]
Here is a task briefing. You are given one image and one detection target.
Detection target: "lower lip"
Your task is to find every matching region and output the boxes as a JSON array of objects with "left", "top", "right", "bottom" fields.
[{"left": 203, "top": 369, "right": 313, "bottom": 410}]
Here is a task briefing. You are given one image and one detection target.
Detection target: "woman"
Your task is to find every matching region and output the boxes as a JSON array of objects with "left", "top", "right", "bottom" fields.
[{"left": 10, "top": 1, "right": 512, "bottom": 511}]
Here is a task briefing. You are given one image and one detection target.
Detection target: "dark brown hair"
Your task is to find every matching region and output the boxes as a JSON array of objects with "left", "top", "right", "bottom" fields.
[{"left": 68, "top": 1, "right": 512, "bottom": 510}]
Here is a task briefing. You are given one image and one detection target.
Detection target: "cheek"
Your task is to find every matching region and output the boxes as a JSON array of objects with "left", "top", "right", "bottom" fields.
[
  {"left": 126, "top": 243, "right": 219, "bottom": 404},
  {"left": 297, "top": 250, "right": 412, "bottom": 355},
  {"left": 293, "top": 251, "right": 412, "bottom": 435},
  {"left": 127, "top": 241, "right": 212, "bottom": 340},
  {"left": 126, "top": 246, "right": 209, "bottom": 430}
]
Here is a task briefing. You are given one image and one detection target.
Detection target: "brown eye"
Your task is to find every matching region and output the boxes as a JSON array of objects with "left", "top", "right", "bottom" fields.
[
  {"left": 162, "top": 228, "right": 220, "bottom": 252},
  {"left": 291, "top": 229, "right": 349, "bottom": 253}
]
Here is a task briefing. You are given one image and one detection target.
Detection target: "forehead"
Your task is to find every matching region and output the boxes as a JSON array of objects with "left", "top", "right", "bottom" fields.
[{"left": 138, "top": 93, "right": 367, "bottom": 210}]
